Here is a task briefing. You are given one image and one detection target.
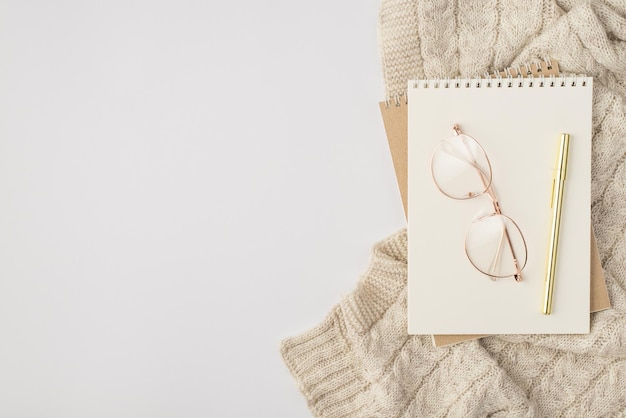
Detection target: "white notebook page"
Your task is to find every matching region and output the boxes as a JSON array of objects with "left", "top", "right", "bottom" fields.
[{"left": 407, "top": 76, "right": 592, "bottom": 334}]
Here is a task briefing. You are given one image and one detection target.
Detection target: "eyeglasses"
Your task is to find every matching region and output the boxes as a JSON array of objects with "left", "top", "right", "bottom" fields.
[{"left": 430, "top": 125, "right": 527, "bottom": 281}]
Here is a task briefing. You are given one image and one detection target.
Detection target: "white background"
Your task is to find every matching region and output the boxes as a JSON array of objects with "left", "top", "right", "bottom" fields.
[{"left": 0, "top": 1, "right": 405, "bottom": 417}]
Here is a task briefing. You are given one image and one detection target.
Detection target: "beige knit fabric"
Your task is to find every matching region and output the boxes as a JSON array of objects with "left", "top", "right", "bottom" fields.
[{"left": 282, "top": 0, "right": 626, "bottom": 416}]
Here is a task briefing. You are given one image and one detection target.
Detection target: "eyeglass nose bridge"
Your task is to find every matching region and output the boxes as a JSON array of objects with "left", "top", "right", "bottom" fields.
[{"left": 483, "top": 186, "right": 502, "bottom": 215}]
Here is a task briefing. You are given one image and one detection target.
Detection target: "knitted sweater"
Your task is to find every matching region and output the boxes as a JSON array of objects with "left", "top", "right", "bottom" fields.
[{"left": 282, "top": 0, "right": 626, "bottom": 416}]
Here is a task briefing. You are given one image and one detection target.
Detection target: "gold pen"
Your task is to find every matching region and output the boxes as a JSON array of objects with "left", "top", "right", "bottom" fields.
[{"left": 543, "top": 133, "right": 570, "bottom": 315}]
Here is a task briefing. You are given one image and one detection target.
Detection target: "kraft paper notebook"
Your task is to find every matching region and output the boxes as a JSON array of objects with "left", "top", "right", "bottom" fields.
[{"left": 381, "top": 59, "right": 609, "bottom": 345}]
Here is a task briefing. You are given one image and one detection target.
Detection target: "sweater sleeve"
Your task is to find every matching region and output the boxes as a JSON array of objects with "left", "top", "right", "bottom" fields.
[
  {"left": 281, "top": 231, "right": 535, "bottom": 418},
  {"left": 281, "top": 230, "right": 408, "bottom": 417},
  {"left": 281, "top": 307, "right": 369, "bottom": 417}
]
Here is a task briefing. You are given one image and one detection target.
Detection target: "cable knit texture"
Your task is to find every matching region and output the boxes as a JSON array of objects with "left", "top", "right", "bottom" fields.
[{"left": 282, "top": 0, "right": 626, "bottom": 416}]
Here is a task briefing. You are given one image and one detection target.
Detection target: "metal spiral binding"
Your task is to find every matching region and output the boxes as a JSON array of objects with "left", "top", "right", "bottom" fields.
[
  {"left": 384, "top": 59, "right": 586, "bottom": 108},
  {"left": 384, "top": 92, "right": 407, "bottom": 108}
]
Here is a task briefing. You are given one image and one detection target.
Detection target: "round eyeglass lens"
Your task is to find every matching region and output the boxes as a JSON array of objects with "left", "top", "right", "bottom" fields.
[
  {"left": 465, "top": 214, "right": 527, "bottom": 279},
  {"left": 431, "top": 134, "right": 492, "bottom": 199}
]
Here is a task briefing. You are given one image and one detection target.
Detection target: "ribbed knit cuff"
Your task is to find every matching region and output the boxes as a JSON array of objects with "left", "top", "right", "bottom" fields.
[
  {"left": 281, "top": 307, "right": 368, "bottom": 418},
  {"left": 281, "top": 230, "right": 408, "bottom": 417}
]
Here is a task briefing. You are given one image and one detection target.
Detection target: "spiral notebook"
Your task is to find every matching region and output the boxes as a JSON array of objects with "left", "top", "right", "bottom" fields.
[
  {"left": 403, "top": 67, "right": 594, "bottom": 336},
  {"left": 379, "top": 61, "right": 609, "bottom": 345}
]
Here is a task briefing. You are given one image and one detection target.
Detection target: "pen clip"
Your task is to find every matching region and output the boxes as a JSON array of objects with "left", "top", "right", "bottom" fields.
[{"left": 550, "top": 179, "right": 555, "bottom": 208}]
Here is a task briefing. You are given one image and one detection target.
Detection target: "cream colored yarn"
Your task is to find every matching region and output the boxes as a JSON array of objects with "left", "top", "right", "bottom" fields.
[{"left": 282, "top": 0, "right": 626, "bottom": 416}]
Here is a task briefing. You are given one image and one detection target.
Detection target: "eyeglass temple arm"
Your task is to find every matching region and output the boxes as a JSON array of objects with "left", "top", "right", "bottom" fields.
[
  {"left": 454, "top": 125, "right": 523, "bottom": 281},
  {"left": 487, "top": 227, "right": 505, "bottom": 280}
]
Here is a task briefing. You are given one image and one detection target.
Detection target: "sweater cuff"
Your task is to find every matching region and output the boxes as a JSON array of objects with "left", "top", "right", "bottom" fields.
[{"left": 281, "top": 307, "right": 368, "bottom": 418}]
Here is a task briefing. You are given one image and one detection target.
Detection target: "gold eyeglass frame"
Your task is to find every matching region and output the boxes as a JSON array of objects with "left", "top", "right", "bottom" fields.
[{"left": 430, "top": 125, "right": 527, "bottom": 282}]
